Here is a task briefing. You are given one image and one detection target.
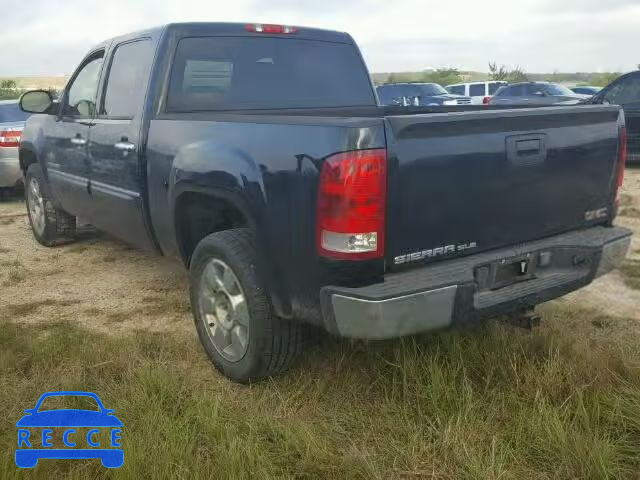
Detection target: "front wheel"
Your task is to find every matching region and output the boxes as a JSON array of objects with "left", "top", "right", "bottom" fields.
[
  {"left": 190, "top": 228, "right": 306, "bottom": 383},
  {"left": 25, "top": 164, "right": 76, "bottom": 246}
]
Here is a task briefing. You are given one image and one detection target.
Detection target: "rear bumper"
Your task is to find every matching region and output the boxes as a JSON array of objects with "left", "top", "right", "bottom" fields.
[
  {"left": 0, "top": 156, "right": 22, "bottom": 187},
  {"left": 320, "top": 226, "right": 632, "bottom": 339}
]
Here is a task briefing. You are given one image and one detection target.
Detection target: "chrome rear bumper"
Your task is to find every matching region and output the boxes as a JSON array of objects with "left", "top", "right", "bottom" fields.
[{"left": 320, "top": 226, "right": 632, "bottom": 339}]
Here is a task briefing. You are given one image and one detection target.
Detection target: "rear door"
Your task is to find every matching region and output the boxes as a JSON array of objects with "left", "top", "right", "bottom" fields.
[
  {"left": 46, "top": 51, "right": 104, "bottom": 217},
  {"left": 87, "top": 38, "right": 157, "bottom": 251},
  {"left": 384, "top": 106, "right": 622, "bottom": 268}
]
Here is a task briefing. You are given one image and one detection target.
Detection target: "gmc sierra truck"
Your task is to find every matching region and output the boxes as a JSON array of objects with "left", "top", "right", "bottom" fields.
[{"left": 18, "top": 22, "right": 631, "bottom": 383}]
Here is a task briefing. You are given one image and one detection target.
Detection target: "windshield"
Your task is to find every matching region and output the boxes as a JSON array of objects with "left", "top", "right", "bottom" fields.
[
  {"left": 418, "top": 84, "right": 448, "bottom": 96},
  {"left": 542, "top": 83, "right": 575, "bottom": 96},
  {"left": 0, "top": 102, "right": 30, "bottom": 123}
]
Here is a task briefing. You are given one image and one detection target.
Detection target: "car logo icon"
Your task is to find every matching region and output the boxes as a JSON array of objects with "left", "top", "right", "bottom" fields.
[{"left": 15, "top": 391, "right": 123, "bottom": 468}]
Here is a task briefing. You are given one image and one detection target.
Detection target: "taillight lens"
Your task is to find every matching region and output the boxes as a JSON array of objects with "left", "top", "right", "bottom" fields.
[
  {"left": 616, "top": 126, "right": 627, "bottom": 203},
  {"left": 482, "top": 96, "right": 491, "bottom": 105},
  {"left": 245, "top": 24, "right": 297, "bottom": 34},
  {"left": 317, "top": 149, "right": 387, "bottom": 259},
  {"left": 0, "top": 128, "right": 22, "bottom": 147}
]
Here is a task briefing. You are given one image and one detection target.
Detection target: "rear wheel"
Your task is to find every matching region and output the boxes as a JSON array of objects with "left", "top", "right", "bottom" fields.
[
  {"left": 25, "top": 164, "right": 76, "bottom": 246},
  {"left": 190, "top": 228, "right": 306, "bottom": 383}
]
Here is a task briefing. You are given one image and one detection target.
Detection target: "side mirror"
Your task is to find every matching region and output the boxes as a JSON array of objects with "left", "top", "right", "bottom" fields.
[
  {"left": 24, "top": 409, "right": 34, "bottom": 414},
  {"left": 20, "top": 90, "right": 54, "bottom": 114},
  {"left": 104, "top": 409, "right": 115, "bottom": 415},
  {"left": 533, "top": 91, "right": 545, "bottom": 97}
]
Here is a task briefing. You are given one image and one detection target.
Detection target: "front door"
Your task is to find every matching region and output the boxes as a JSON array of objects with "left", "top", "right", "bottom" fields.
[
  {"left": 46, "top": 52, "right": 104, "bottom": 218},
  {"left": 599, "top": 73, "right": 640, "bottom": 163},
  {"left": 86, "top": 39, "right": 156, "bottom": 251}
]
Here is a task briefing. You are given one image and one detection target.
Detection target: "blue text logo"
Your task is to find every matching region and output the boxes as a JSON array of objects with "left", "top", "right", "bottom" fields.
[{"left": 15, "top": 391, "right": 123, "bottom": 468}]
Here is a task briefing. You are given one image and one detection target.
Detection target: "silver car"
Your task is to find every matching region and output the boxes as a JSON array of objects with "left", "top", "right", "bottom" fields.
[
  {"left": 489, "top": 82, "right": 590, "bottom": 106},
  {"left": 0, "top": 99, "right": 30, "bottom": 189}
]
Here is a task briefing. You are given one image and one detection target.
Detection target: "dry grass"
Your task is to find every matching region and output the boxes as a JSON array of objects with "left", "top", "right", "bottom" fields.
[
  {"left": 1, "top": 171, "right": 640, "bottom": 478},
  {"left": 1, "top": 258, "right": 27, "bottom": 287},
  {"left": 620, "top": 207, "right": 640, "bottom": 219},
  {"left": 620, "top": 259, "right": 640, "bottom": 290},
  {"left": 1, "top": 306, "right": 640, "bottom": 479},
  {"left": 2, "top": 299, "right": 80, "bottom": 317}
]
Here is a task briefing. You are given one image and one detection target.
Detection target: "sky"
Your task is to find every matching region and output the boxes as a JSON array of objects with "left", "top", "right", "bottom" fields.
[{"left": 1, "top": 0, "right": 639, "bottom": 76}]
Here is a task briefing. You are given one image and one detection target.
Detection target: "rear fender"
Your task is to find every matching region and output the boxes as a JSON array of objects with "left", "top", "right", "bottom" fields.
[{"left": 169, "top": 140, "right": 292, "bottom": 318}]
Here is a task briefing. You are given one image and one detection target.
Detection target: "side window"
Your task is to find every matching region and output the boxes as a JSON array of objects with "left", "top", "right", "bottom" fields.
[
  {"left": 448, "top": 85, "right": 465, "bottom": 95},
  {"left": 469, "top": 84, "right": 485, "bottom": 97},
  {"left": 64, "top": 53, "right": 104, "bottom": 118},
  {"left": 603, "top": 75, "right": 640, "bottom": 105},
  {"left": 102, "top": 40, "right": 154, "bottom": 118},
  {"left": 526, "top": 84, "right": 544, "bottom": 96},
  {"left": 503, "top": 85, "right": 524, "bottom": 96}
]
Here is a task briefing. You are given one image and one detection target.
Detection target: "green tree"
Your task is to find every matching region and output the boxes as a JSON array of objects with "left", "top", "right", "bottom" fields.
[
  {"left": 423, "top": 68, "right": 463, "bottom": 87},
  {"left": 0, "top": 79, "right": 17, "bottom": 89},
  {"left": 588, "top": 72, "right": 621, "bottom": 87},
  {"left": 488, "top": 62, "right": 528, "bottom": 83},
  {"left": 488, "top": 62, "right": 509, "bottom": 81}
]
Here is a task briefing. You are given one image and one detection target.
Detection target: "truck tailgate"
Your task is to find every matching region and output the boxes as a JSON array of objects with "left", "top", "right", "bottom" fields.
[{"left": 385, "top": 105, "right": 622, "bottom": 269}]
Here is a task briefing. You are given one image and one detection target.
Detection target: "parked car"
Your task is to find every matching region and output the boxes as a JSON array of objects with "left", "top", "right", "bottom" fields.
[
  {"left": 18, "top": 22, "right": 630, "bottom": 383},
  {"left": 570, "top": 86, "right": 602, "bottom": 96},
  {"left": 588, "top": 71, "right": 640, "bottom": 164},
  {"left": 377, "top": 83, "right": 472, "bottom": 106},
  {"left": 0, "top": 100, "right": 30, "bottom": 190},
  {"left": 445, "top": 81, "right": 507, "bottom": 104},
  {"left": 489, "top": 82, "right": 589, "bottom": 105}
]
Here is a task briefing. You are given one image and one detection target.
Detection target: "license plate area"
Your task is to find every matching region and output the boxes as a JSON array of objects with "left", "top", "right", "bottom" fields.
[{"left": 475, "top": 254, "right": 537, "bottom": 291}]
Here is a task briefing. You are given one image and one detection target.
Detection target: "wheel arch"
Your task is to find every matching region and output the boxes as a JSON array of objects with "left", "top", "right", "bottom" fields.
[
  {"left": 172, "top": 186, "right": 292, "bottom": 318},
  {"left": 18, "top": 144, "right": 39, "bottom": 173}
]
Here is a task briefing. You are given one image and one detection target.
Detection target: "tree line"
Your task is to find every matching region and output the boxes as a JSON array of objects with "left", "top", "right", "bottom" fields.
[
  {"left": 376, "top": 63, "right": 622, "bottom": 87},
  {"left": 0, "top": 79, "right": 24, "bottom": 100}
]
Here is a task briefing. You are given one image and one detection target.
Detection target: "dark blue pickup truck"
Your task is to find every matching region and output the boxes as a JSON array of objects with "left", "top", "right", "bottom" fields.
[{"left": 18, "top": 22, "right": 631, "bottom": 383}]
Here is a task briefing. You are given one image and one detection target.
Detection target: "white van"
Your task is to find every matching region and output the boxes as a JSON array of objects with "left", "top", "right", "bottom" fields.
[{"left": 445, "top": 81, "right": 507, "bottom": 104}]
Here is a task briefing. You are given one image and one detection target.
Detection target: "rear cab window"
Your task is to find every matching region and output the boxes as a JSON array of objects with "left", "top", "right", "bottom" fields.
[{"left": 166, "top": 36, "right": 376, "bottom": 111}]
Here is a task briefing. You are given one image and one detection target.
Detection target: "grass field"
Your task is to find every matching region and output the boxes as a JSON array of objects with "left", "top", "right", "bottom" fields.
[
  {"left": 1, "top": 171, "right": 640, "bottom": 479},
  {"left": 1, "top": 306, "right": 640, "bottom": 479}
]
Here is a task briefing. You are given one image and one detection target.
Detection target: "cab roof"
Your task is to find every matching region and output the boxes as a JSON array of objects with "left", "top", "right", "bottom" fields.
[{"left": 91, "top": 22, "right": 354, "bottom": 51}]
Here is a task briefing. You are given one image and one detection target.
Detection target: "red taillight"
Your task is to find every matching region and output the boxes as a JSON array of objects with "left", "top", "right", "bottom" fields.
[
  {"left": 482, "top": 96, "right": 491, "bottom": 105},
  {"left": 245, "top": 23, "right": 297, "bottom": 34},
  {"left": 616, "top": 126, "right": 627, "bottom": 202},
  {"left": 317, "top": 149, "right": 387, "bottom": 259},
  {"left": 0, "top": 128, "right": 22, "bottom": 147}
]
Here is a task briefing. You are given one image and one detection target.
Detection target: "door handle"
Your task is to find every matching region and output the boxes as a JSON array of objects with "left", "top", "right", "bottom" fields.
[
  {"left": 114, "top": 141, "right": 136, "bottom": 152},
  {"left": 70, "top": 137, "right": 87, "bottom": 146}
]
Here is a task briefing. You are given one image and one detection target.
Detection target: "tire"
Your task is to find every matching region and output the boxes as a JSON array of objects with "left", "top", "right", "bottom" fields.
[
  {"left": 25, "top": 163, "right": 76, "bottom": 247},
  {"left": 189, "top": 228, "right": 306, "bottom": 383}
]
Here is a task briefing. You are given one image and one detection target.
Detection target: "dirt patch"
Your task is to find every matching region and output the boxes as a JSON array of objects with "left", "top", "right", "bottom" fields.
[
  {"left": 559, "top": 169, "right": 640, "bottom": 322},
  {"left": 0, "top": 196, "right": 191, "bottom": 335}
]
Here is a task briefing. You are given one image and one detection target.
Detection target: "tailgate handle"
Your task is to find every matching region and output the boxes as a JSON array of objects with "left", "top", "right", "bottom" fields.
[
  {"left": 506, "top": 134, "right": 547, "bottom": 167},
  {"left": 516, "top": 139, "right": 541, "bottom": 154}
]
